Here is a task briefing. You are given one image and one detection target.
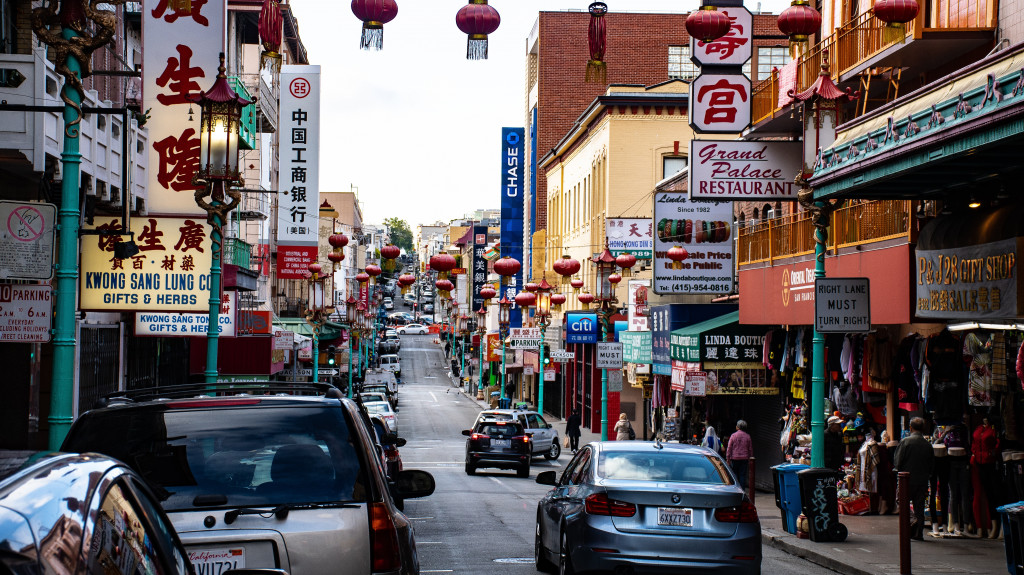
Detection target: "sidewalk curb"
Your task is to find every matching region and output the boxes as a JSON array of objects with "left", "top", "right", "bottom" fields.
[{"left": 761, "top": 529, "right": 874, "bottom": 575}]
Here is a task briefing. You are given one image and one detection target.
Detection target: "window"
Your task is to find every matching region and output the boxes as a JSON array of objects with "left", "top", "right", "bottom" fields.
[
  {"left": 668, "top": 46, "right": 699, "bottom": 80},
  {"left": 88, "top": 481, "right": 181, "bottom": 574},
  {"left": 663, "top": 156, "right": 688, "bottom": 179},
  {"left": 756, "top": 46, "right": 791, "bottom": 81}
]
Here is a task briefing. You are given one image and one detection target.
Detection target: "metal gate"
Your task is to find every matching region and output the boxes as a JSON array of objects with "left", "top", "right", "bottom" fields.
[
  {"left": 78, "top": 325, "right": 121, "bottom": 413},
  {"left": 126, "top": 335, "right": 191, "bottom": 389}
]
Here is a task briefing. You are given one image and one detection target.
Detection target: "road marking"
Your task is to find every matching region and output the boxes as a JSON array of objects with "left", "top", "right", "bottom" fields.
[
  {"left": 488, "top": 476, "right": 506, "bottom": 488},
  {"left": 424, "top": 376, "right": 437, "bottom": 379},
  {"left": 429, "top": 392, "right": 437, "bottom": 402},
  {"left": 421, "top": 570, "right": 454, "bottom": 573}
]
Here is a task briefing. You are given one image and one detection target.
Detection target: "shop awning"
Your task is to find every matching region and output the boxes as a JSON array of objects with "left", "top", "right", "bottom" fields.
[
  {"left": 273, "top": 317, "right": 346, "bottom": 342},
  {"left": 669, "top": 311, "right": 740, "bottom": 362}
]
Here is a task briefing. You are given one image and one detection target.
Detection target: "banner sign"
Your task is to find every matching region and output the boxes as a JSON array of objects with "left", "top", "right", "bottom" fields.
[
  {"left": 606, "top": 218, "right": 653, "bottom": 258},
  {"left": 471, "top": 225, "right": 488, "bottom": 313},
  {"left": 565, "top": 312, "right": 599, "bottom": 344},
  {"left": 0, "top": 284, "right": 51, "bottom": 342},
  {"left": 143, "top": 0, "right": 226, "bottom": 215},
  {"left": 690, "top": 6, "right": 752, "bottom": 67},
  {"left": 670, "top": 360, "right": 701, "bottom": 392},
  {"left": 509, "top": 327, "right": 542, "bottom": 349},
  {"left": 689, "top": 72, "right": 751, "bottom": 133},
  {"left": 689, "top": 141, "right": 801, "bottom": 200},
  {"left": 653, "top": 193, "right": 734, "bottom": 295},
  {"left": 621, "top": 331, "right": 652, "bottom": 364},
  {"left": 135, "top": 291, "right": 235, "bottom": 336},
  {"left": 500, "top": 127, "right": 526, "bottom": 328},
  {"left": 277, "top": 66, "right": 321, "bottom": 279},
  {"left": 486, "top": 333, "right": 502, "bottom": 362},
  {"left": 628, "top": 280, "right": 650, "bottom": 331},
  {"left": 81, "top": 217, "right": 213, "bottom": 311},
  {"left": 916, "top": 238, "right": 1017, "bottom": 319},
  {"left": 0, "top": 201, "right": 56, "bottom": 280},
  {"left": 597, "top": 342, "right": 623, "bottom": 369}
]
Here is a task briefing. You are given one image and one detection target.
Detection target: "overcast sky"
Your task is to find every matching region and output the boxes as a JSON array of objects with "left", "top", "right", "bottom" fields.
[{"left": 288, "top": 0, "right": 789, "bottom": 229}]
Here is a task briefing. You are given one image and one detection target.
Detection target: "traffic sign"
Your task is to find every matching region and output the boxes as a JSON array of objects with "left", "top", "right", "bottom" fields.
[
  {"left": 509, "top": 327, "right": 542, "bottom": 349},
  {"left": 0, "top": 284, "right": 51, "bottom": 342},
  {"left": 551, "top": 350, "right": 575, "bottom": 362},
  {"left": 0, "top": 201, "right": 56, "bottom": 281},
  {"left": 596, "top": 342, "right": 623, "bottom": 369},
  {"left": 292, "top": 368, "right": 340, "bottom": 377},
  {"left": 814, "top": 277, "right": 871, "bottom": 333}
]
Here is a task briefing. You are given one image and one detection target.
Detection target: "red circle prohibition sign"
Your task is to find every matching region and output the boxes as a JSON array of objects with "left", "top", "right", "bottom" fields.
[{"left": 7, "top": 206, "right": 45, "bottom": 242}]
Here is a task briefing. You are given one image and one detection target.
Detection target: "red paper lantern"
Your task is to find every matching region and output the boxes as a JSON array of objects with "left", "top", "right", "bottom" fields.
[
  {"left": 550, "top": 293, "right": 567, "bottom": 306},
  {"left": 436, "top": 279, "right": 454, "bottom": 292},
  {"left": 430, "top": 253, "right": 457, "bottom": 274},
  {"left": 493, "top": 256, "right": 521, "bottom": 277},
  {"left": 328, "top": 233, "right": 349, "bottom": 248},
  {"left": 356, "top": 272, "right": 370, "bottom": 283},
  {"left": 307, "top": 263, "right": 323, "bottom": 275},
  {"left": 585, "top": 2, "right": 608, "bottom": 83},
  {"left": 351, "top": 0, "right": 398, "bottom": 50},
  {"left": 525, "top": 282, "right": 540, "bottom": 293},
  {"left": 479, "top": 285, "right": 497, "bottom": 300},
  {"left": 608, "top": 273, "right": 622, "bottom": 285},
  {"left": 577, "top": 291, "right": 595, "bottom": 308},
  {"left": 667, "top": 246, "right": 689, "bottom": 270},
  {"left": 873, "top": 0, "right": 919, "bottom": 24},
  {"left": 552, "top": 255, "right": 581, "bottom": 284},
  {"left": 365, "top": 264, "right": 382, "bottom": 277},
  {"left": 686, "top": 5, "right": 731, "bottom": 43},
  {"left": 778, "top": 0, "right": 821, "bottom": 44},
  {"left": 456, "top": 0, "right": 500, "bottom": 60},
  {"left": 381, "top": 244, "right": 401, "bottom": 260},
  {"left": 515, "top": 291, "right": 536, "bottom": 308},
  {"left": 570, "top": 278, "right": 585, "bottom": 291},
  {"left": 328, "top": 252, "right": 345, "bottom": 263},
  {"left": 258, "top": 0, "right": 283, "bottom": 71},
  {"left": 399, "top": 274, "right": 416, "bottom": 286}
]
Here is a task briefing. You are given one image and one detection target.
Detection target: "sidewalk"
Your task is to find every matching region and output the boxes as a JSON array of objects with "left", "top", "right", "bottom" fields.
[{"left": 451, "top": 384, "right": 1010, "bottom": 575}]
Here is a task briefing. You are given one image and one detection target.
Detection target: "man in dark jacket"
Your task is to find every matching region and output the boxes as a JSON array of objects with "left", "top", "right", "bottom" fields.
[
  {"left": 894, "top": 417, "right": 935, "bottom": 540},
  {"left": 565, "top": 410, "right": 582, "bottom": 453},
  {"left": 824, "top": 416, "right": 846, "bottom": 471}
]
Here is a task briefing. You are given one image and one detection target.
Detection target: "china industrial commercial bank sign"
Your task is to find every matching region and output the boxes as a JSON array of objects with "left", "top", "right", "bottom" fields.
[{"left": 80, "top": 217, "right": 213, "bottom": 311}]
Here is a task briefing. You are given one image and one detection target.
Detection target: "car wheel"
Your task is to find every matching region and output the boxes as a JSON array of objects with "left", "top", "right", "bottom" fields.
[
  {"left": 545, "top": 440, "right": 561, "bottom": 460},
  {"left": 465, "top": 461, "right": 475, "bottom": 475},
  {"left": 517, "top": 463, "right": 530, "bottom": 478},
  {"left": 536, "top": 517, "right": 556, "bottom": 573},
  {"left": 559, "top": 529, "right": 575, "bottom": 575}
]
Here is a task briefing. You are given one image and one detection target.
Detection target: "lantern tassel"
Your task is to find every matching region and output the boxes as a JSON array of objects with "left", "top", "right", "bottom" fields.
[
  {"left": 585, "top": 60, "right": 607, "bottom": 83},
  {"left": 883, "top": 22, "right": 907, "bottom": 44},
  {"left": 467, "top": 37, "right": 488, "bottom": 60},
  {"left": 360, "top": 23, "right": 384, "bottom": 50},
  {"left": 261, "top": 49, "right": 282, "bottom": 74}
]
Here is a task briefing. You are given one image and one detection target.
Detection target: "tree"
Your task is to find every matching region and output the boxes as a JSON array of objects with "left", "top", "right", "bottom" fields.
[{"left": 384, "top": 217, "right": 414, "bottom": 253}]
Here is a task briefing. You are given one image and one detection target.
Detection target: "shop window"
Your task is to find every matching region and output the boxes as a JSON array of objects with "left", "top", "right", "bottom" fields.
[
  {"left": 756, "top": 47, "right": 790, "bottom": 81},
  {"left": 663, "top": 156, "right": 687, "bottom": 179}
]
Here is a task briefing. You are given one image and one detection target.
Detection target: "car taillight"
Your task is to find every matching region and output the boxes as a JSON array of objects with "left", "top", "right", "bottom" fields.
[
  {"left": 584, "top": 493, "right": 636, "bottom": 517},
  {"left": 471, "top": 433, "right": 489, "bottom": 441},
  {"left": 714, "top": 500, "right": 759, "bottom": 523},
  {"left": 384, "top": 447, "right": 399, "bottom": 461},
  {"left": 369, "top": 502, "right": 402, "bottom": 571}
]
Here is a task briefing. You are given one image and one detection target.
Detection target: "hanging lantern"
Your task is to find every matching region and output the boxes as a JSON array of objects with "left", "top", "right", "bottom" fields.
[
  {"left": 365, "top": 264, "right": 382, "bottom": 286},
  {"left": 356, "top": 272, "right": 370, "bottom": 284},
  {"left": 525, "top": 281, "right": 540, "bottom": 293},
  {"left": 685, "top": 5, "right": 731, "bottom": 43},
  {"left": 479, "top": 285, "right": 497, "bottom": 303},
  {"left": 328, "top": 251, "right": 345, "bottom": 263},
  {"left": 608, "top": 273, "right": 622, "bottom": 285},
  {"left": 456, "top": 0, "right": 500, "bottom": 60},
  {"left": 351, "top": 0, "right": 398, "bottom": 50},
  {"left": 577, "top": 291, "right": 595, "bottom": 309},
  {"left": 585, "top": 2, "right": 608, "bottom": 83},
  {"left": 873, "top": 0, "right": 919, "bottom": 43},
  {"left": 777, "top": 0, "right": 821, "bottom": 55},
  {"left": 515, "top": 291, "right": 537, "bottom": 309},
  {"left": 308, "top": 263, "right": 323, "bottom": 277},
  {"left": 329, "top": 233, "right": 349, "bottom": 249},
  {"left": 550, "top": 292, "right": 567, "bottom": 309},
  {"left": 398, "top": 273, "right": 416, "bottom": 294},
  {"left": 258, "top": 0, "right": 283, "bottom": 72},
  {"left": 493, "top": 256, "right": 521, "bottom": 278},
  {"left": 667, "top": 246, "right": 689, "bottom": 270},
  {"left": 381, "top": 244, "right": 401, "bottom": 271},
  {"left": 570, "top": 278, "right": 585, "bottom": 292},
  {"left": 615, "top": 253, "right": 637, "bottom": 277},
  {"left": 552, "top": 255, "right": 581, "bottom": 285},
  {"left": 430, "top": 253, "right": 457, "bottom": 279}
]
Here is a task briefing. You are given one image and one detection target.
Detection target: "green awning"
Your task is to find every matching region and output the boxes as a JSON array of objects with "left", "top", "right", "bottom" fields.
[
  {"left": 669, "top": 311, "right": 740, "bottom": 362},
  {"left": 273, "top": 317, "right": 346, "bottom": 343}
]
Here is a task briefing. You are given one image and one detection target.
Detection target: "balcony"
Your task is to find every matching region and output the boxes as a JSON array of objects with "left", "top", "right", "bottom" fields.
[
  {"left": 228, "top": 76, "right": 257, "bottom": 150},
  {"left": 737, "top": 199, "right": 912, "bottom": 266},
  {"left": 751, "top": 0, "right": 995, "bottom": 132},
  {"left": 223, "top": 237, "right": 259, "bottom": 291}
]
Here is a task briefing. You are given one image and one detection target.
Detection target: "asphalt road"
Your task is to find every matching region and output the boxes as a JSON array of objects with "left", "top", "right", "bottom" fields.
[{"left": 394, "top": 334, "right": 839, "bottom": 574}]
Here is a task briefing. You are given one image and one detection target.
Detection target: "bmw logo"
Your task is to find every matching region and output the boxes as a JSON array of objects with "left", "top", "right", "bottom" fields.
[{"left": 671, "top": 494, "right": 680, "bottom": 504}]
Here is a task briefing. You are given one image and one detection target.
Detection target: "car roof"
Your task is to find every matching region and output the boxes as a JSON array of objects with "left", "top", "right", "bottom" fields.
[
  {"left": 590, "top": 441, "right": 718, "bottom": 456},
  {"left": 478, "top": 409, "right": 539, "bottom": 417},
  {"left": 78, "top": 382, "right": 347, "bottom": 412}
]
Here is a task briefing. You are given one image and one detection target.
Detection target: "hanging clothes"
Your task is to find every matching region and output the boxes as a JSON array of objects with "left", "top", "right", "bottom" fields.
[
  {"left": 865, "top": 330, "right": 894, "bottom": 393},
  {"left": 790, "top": 367, "right": 805, "bottom": 400},
  {"left": 927, "top": 329, "right": 965, "bottom": 424},
  {"left": 895, "top": 334, "right": 920, "bottom": 411},
  {"left": 832, "top": 380, "right": 859, "bottom": 417},
  {"left": 992, "top": 333, "right": 1007, "bottom": 393},
  {"left": 963, "top": 331, "right": 994, "bottom": 407},
  {"left": 858, "top": 438, "right": 881, "bottom": 493}
]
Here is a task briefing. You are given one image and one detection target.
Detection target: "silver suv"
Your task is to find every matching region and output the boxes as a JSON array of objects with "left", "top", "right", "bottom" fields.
[
  {"left": 62, "top": 382, "right": 435, "bottom": 575},
  {"left": 474, "top": 409, "right": 561, "bottom": 460}
]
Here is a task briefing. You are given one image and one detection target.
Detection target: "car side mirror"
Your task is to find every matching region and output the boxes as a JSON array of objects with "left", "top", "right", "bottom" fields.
[
  {"left": 526, "top": 432, "right": 534, "bottom": 437},
  {"left": 535, "top": 470, "right": 558, "bottom": 486},
  {"left": 395, "top": 437, "right": 407, "bottom": 447},
  {"left": 462, "top": 429, "right": 472, "bottom": 436},
  {"left": 393, "top": 469, "right": 436, "bottom": 499}
]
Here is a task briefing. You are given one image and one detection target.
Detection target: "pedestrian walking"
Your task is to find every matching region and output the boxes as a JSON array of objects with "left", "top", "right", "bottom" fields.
[
  {"left": 614, "top": 413, "right": 635, "bottom": 441},
  {"left": 894, "top": 416, "right": 935, "bottom": 540},
  {"left": 700, "top": 426, "right": 722, "bottom": 454},
  {"left": 824, "top": 415, "right": 846, "bottom": 471},
  {"left": 726, "top": 420, "right": 752, "bottom": 489},
  {"left": 565, "top": 410, "right": 582, "bottom": 453}
]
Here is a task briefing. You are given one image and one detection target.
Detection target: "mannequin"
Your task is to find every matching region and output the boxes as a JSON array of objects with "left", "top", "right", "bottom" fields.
[
  {"left": 930, "top": 428, "right": 950, "bottom": 535},
  {"left": 972, "top": 417, "right": 1002, "bottom": 539},
  {"left": 942, "top": 419, "right": 973, "bottom": 535}
]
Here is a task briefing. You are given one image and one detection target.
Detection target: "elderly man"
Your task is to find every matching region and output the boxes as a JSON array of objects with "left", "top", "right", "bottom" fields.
[
  {"left": 894, "top": 417, "right": 935, "bottom": 540},
  {"left": 824, "top": 416, "right": 846, "bottom": 471},
  {"left": 726, "top": 420, "right": 752, "bottom": 489}
]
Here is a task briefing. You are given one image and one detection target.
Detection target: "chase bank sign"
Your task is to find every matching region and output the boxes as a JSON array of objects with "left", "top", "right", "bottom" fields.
[{"left": 566, "top": 312, "right": 599, "bottom": 344}]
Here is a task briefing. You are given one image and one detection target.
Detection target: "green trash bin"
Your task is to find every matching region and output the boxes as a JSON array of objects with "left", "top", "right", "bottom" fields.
[{"left": 998, "top": 501, "right": 1024, "bottom": 575}]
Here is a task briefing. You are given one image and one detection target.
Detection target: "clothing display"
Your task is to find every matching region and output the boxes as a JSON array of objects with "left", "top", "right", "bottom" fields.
[{"left": 963, "top": 332, "right": 994, "bottom": 407}]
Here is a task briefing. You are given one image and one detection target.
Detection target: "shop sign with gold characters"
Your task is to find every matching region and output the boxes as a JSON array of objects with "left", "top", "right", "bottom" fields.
[
  {"left": 916, "top": 238, "right": 1017, "bottom": 319},
  {"left": 81, "top": 217, "right": 213, "bottom": 311}
]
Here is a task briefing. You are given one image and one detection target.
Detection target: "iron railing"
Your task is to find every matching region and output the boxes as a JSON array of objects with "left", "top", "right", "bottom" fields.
[
  {"left": 228, "top": 76, "right": 257, "bottom": 150},
  {"left": 223, "top": 237, "right": 253, "bottom": 269}
]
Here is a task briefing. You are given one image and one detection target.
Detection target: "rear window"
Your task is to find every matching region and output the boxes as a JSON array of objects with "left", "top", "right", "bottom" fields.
[
  {"left": 598, "top": 451, "right": 733, "bottom": 485},
  {"left": 475, "top": 422, "right": 524, "bottom": 437},
  {"left": 364, "top": 403, "right": 393, "bottom": 415},
  {"left": 63, "top": 405, "right": 371, "bottom": 511}
]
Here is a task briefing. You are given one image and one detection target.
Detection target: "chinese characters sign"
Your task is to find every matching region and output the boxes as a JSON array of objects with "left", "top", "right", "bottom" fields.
[
  {"left": 689, "top": 141, "right": 801, "bottom": 200},
  {"left": 690, "top": 73, "right": 751, "bottom": 133},
  {"left": 605, "top": 218, "right": 653, "bottom": 258},
  {"left": 915, "top": 238, "right": 1018, "bottom": 319},
  {"left": 471, "top": 226, "right": 489, "bottom": 313},
  {"left": 80, "top": 217, "right": 213, "bottom": 311},
  {"left": 276, "top": 66, "right": 321, "bottom": 279},
  {"left": 653, "top": 193, "right": 734, "bottom": 295},
  {"left": 501, "top": 127, "right": 526, "bottom": 328},
  {"left": 143, "top": 0, "right": 226, "bottom": 215},
  {"left": 690, "top": 6, "right": 752, "bottom": 66}
]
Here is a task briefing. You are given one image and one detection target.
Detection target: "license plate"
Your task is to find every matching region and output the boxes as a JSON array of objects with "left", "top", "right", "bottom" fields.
[
  {"left": 188, "top": 548, "right": 245, "bottom": 575},
  {"left": 491, "top": 439, "right": 511, "bottom": 447},
  {"left": 658, "top": 507, "right": 693, "bottom": 527}
]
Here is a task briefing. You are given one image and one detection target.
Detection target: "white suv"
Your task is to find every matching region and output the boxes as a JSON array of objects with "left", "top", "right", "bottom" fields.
[
  {"left": 474, "top": 409, "right": 561, "bottom": 460},
  {"left": 380, "top": 353, "right": 401, "bottom": 378}
]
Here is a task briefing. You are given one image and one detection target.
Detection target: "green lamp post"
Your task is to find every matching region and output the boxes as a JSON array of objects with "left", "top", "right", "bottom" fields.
[
  {"left": 592, "top": 247, "right": 619, "bottom": 441},
  {"left": 535, "top": 278, "right": 553, "bottom": 415}
]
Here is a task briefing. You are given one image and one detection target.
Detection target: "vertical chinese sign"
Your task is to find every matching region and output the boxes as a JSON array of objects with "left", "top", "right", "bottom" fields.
[
  {"left": 471, "top": 225, "right": 488, "bottom": 313},
  {"left": 277, "top": 66, "right": 321, "bottom": 279},
  {"left": 501, "top": 127, "right": 525, "bottom": 329},
  {"left": 688, "top": 5, "right": 752, "bottom": 134},
  {"left": 144, "top": 0, "right": 227, "bottom": 215}
]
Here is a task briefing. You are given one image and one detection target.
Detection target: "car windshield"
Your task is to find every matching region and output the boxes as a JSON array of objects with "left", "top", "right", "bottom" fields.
[
  {"left": 598, "top": 451, "right": 733, "bottom": 484},
  {"left": 364, "top": 402, "right": 393, "bottom": 414},
  {"left": 360, "top": 393, "right": 388, "bottom": 403},
  {"left": 63, "top": 405, "right": 371, "bottom": 510},
  {"left": 475, "top": 423, "right": 523, "bottom": 437}
]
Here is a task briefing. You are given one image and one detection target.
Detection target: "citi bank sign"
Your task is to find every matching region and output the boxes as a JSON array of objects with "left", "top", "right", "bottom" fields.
[{"left": 566, "top": 312, "right": 599, "bottom": 344}]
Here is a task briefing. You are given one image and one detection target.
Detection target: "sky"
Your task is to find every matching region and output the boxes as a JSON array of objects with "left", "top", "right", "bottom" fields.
[{"left": 288, "top": 0, "right": 790, "bottom": 230}]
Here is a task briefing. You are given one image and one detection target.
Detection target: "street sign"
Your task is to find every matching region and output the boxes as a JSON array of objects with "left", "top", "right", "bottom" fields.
[
  {"left": 596, "top": 342, "right": 623, "bottom": 369},
  {"left": 550, "top": 350, "right": 575, "bottom": 362},
  {"left": 814, "top": 277, "right": 871, "bottom": 333},
  {"left": 509, "top": 327, "right": 542, "bottom": 349},
  {"left": 607, "top": 369, "right": 623, "bottom": 391},
  {"left": 544, "top": 369, "right": 556, "bottom": 382},
  {"left": 292, "top": 368, "right": 339, "bottom": 377},
  {"left": 0, "top": 284, "right": 51, "bottom": 342},
  {"left": 0, "top": 201, "right": 56, "bottom": 281}
]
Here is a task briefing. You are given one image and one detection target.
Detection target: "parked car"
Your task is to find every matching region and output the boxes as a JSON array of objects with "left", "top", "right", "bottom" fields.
[
  {"left": 61, "top": 382, "right": 435, "bottom": 575},
  {"left": 363, "top": 400, "right": 398, "bottom": 433},
  {"left": 367, "top": 415, "right": 405, "bottom": 481},
  {"left": 0, "top": 451, "right": 212, "bottom": 575},
  {"left": 474, "top": 409, "right": 561, "bottom": 460},
  {"left": 397, "top": 323, "right": 428, "bottom": 335},
  {"left": 534, "top": 442, "right": 761, "bottom": 575},
  {"left": 361, "top": 383, "right": 398, "bottom": 407},
  {"left": 383, "top": 298, "right": 394, "bottom": 310},
  {"left": 380, "top": 353, "right": 401, "bottom": 378},
  {"left": 462, "top": 420, "right": 532, "bottom": 478},
  {"left": 358, "top": 391, "right": 390, "bottom": 406},
  {"left": 422, "top": 304, "right": 434, "bottom": 313}
]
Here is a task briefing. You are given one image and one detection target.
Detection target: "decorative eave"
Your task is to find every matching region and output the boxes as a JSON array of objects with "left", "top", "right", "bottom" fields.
[{"left": 791, "top": 63, "right": 857, "bottom": 103}]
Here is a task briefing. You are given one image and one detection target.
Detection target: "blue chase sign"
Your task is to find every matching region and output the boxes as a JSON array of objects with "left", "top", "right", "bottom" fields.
[{"left": 565, "top": 312, "right": 599, "bottom": 344}]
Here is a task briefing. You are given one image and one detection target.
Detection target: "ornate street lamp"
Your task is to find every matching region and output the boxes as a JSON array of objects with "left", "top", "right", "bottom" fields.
[
  {"left": 497, "top": 295, "right": 512, "bottom": 398},
  {"left": 592, "top": 247, "right": 619, "bottom": 440},
  {"left": 535, "top": 278, "right": 553, "bottom": 414},
  {"left": 476, "top": 304, "right": 488, "bottom": 399},
  {"left": 304, "top": 263, "right": 333, "bottom": 384},
  {"left": 190, "top": 53, "right": 253, "bottom": 384},
  {"left": 346, "top": 295, "right": 358, "bottom": 397}
]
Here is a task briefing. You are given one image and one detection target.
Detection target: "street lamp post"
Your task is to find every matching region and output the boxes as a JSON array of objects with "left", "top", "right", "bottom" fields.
[
  {"left": 346, "top": 296, "right": 358, "bottom": 397},
  {"left": 593, "top": 247, "right": 619, "bottom": 441},
  {"left": 190, "top": 54, "right": 252, "bottom": 385},
  {"left": 535, "top": 279, "right": 552, "bottom": 415},
  {"left": 498, "top": 296, "right": 511, "bottom": 400},
  {"left": 304, "top": 263, "right": 331, "bottom": 383},
  {"left": 476, "top": 304, "right": 487, "bottom": 398}
]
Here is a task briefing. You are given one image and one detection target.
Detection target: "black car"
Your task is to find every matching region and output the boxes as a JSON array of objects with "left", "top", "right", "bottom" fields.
[{"left": 462, "top": 420, "right": 532, "bottom": 478}]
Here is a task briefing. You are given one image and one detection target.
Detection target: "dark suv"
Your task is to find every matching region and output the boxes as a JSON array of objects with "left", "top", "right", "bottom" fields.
[
  {"left": 62, "top": 382, "right": 435, "bottom": 575},
  {"left": 462, "top": 420, "right": 532, "bottom": 477}
]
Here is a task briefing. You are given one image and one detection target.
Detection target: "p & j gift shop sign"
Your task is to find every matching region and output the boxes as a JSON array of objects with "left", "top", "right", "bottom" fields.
[{"left": 81, "top": 217, "right": 213, "bottom": 312}]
